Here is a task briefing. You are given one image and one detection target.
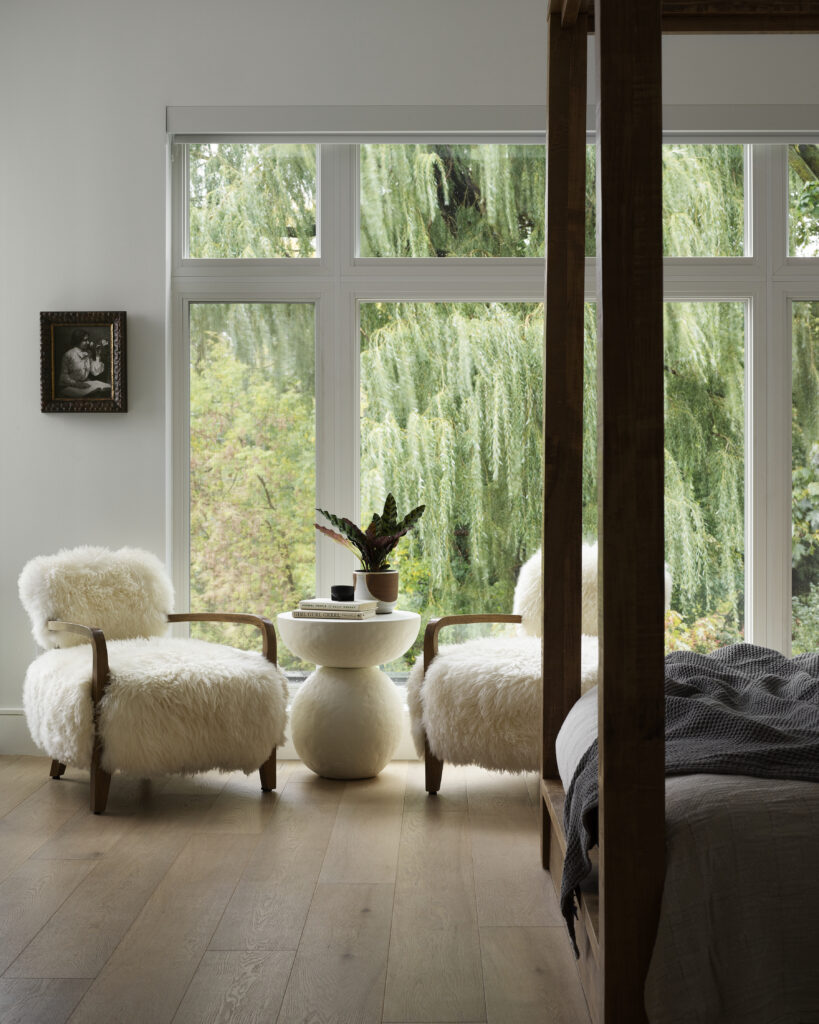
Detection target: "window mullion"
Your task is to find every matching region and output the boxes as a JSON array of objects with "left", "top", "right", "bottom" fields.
[
  {"left": 314, "top": 144, "right": 360, "bottom": 597},
  {"left": 760, "top": 147, "right": 794, "bottom": 652}
]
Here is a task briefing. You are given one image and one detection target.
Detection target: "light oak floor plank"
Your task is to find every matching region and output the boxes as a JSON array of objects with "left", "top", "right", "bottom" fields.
[
  {"left": 0, "top": 859, "right": 97, "bottom": 974},
  {"left": 67, "top": 833, "right": 258, "bottom": 1024},
  {"left": 402, "top": 760, "right": 469, "bottom": 814},
  {"left": 0, "top": 759, "right": 592, "bottom": 1024},
  {"left": 0, "top": 758, "right": 52, "bottom": 819},
  {"left": 383, "top": 790, "right": 484, "bottom": 1023},
  {"left": 172, "top": 950, "right": 294, "bottom": 1024},
  {"left": 6, "top": 829, "right": 189, "bottom": 979},
  {"left": 29, "top": 774, "right": 158, "bottom": 862},
  {"left": 276, "top": 882, "right": 394, "bottom": 1024},
  {"left": 465, "top": 769, "right": 563, "bottom": 928},
  {"left": 0, "top": 826, "right": 49, "bottom": 885},
  {"left": 318, "top": 763, "right": 407, "bottom": 885},
  {"left": 0, "top": 776, "right": 87, "bottom": 842},
  {"left": 480, "top": 926, "right": 591, "bottom": 1024},
  {"left": 209, "top": 779, "right": 343, "bottom": 952},
  {"left": 0, "top": 977, "right": 91, "bottom": 1024},
  {"left": 199, "top": 762, "right": 292, "bottom": 834}
]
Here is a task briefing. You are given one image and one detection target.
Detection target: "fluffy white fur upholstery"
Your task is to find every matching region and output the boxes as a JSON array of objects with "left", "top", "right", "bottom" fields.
[
  {"left": 412, "top": 545, "right": 671, "bottom": 771},
  {"left": 23, "top": 637, "right": 288, "bottom": 775},
  {"left": 514, "top": 543, "right": 672, "bottom": 638},
  {"left": 513, "top": 544, "right": 600, "bottom": 637},
  {"left": 512, "top": 550, "right": 543, "bottom": 636},
  {"left": 19, "top": 546, "right": 174, "bottom": 649},
  {"left": 407, "top": 634, "right": 598, "bottom": 770}
]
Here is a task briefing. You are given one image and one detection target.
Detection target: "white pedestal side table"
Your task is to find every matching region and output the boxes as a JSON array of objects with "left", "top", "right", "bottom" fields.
[{"left": 277, "top": 610, "right": 421, "bottom": 779}]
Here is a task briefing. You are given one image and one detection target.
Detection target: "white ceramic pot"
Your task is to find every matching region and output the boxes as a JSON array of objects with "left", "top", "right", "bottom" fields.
[{"left": 353, "top": 569, "right": 399, "bottom": 613}]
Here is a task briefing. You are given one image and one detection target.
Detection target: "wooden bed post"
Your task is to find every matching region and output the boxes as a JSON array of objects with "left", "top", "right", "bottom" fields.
[
  {"left": 541, "top": 2, "right": 588, "bottom": 866},
  {"left": 594, "top": 0, "right": 666, "bottom": 1020}
]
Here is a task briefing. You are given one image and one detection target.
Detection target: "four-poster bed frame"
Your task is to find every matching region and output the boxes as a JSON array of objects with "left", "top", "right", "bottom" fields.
[{"left": 539, "top": 2, "right": 819, "bottom": 1021}]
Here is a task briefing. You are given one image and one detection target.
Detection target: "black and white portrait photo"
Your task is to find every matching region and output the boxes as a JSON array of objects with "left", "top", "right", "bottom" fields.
[
  {"left": 40, "top": 311, "right": 127, "bottom": 413},
  {"left": 54, "top": 325, "right": 112, "bottom": 398}
]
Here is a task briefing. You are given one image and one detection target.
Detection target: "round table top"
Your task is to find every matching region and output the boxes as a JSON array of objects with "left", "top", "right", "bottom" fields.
[{"left": 277, "top": 610, "right": 421, "bottom": 668}]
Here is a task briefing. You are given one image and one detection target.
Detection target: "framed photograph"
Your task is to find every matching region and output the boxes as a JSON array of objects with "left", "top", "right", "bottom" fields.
[{"left": 40, "top": 311, "right": 127, "bottom": 413}]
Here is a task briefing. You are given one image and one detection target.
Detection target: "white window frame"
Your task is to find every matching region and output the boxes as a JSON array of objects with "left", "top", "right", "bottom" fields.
[{"left": 168, "top": 118, "right": 819, "bottom": 657}]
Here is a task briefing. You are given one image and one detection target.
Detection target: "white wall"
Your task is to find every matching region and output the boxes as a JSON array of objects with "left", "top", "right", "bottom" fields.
[{"left": 1, "top": 0, "right": 816, "bottom": 752}]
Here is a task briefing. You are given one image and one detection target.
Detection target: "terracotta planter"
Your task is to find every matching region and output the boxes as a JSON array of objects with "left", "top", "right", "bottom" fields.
[{"left": 353, "top": 570, "right": 399, "bottom": 614}]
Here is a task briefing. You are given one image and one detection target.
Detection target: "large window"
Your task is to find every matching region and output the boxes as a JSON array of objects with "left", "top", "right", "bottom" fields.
[{"left": 172, "top": 137, "right": 819, "bottom": 667}]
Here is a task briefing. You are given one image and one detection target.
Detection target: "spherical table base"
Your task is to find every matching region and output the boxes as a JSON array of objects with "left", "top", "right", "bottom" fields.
[{"left": 290, "top": 666, "right": 403, "bottom": 779}]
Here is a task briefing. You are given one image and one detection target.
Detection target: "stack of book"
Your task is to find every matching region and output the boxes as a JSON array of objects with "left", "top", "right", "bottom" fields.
[{"left": 292, "top": 598, "right": 377, "bottom": 620}]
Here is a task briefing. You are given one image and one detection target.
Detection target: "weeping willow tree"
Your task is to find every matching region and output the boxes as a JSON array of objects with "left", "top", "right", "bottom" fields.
[
  {"left": 188, "top": 143, "right": 316, "bottom": 258},
  {"left": 789, "top": 145, "right": 819, "bottom": 256},
  {"left": 187, "top": 140, "right": 753, "bottom": 659},
  {"left": 580, "top": 301, "right": 745, "bottom": 634},
  {"left": 787, "top": 146, "right": 819, "bottom": 650},
  {"left": 361, "top": 302, "right": 544, "bottom": 618},
  {"left": 361, "top": 143, "right": 747, "bottom": 653},
  {"left": 792, "top": 301, "right": 819, "bottom": 652},
  {"left": 360, "top": 144, "right": 545, "bottom": 257},
  {"left": 584, "top": 144, "right": 744, "bottom": 257}
]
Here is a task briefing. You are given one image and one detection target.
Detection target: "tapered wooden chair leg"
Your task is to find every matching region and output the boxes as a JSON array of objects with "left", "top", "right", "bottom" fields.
[
  {"left": 424, "top": 737, "right": 444, "bottom": 794},
  {"left": 259, "top": 749, "right": 277, "bottom": 792},
  {"left": 49, "top": 760, "right": 66, "bottom": 780},
  {"left": 91, "top": 766, "right": 111, "bottom": 814},
  {"left": 89, "top": 734, "right": 111, "bottom": 814}
]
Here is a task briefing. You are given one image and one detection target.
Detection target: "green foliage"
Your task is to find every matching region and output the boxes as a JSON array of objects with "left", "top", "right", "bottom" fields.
[
  {"left": 360, "top": 301, "right": 545, "bottom": 634},
  {"left": 584, "top": 144, "right": 745, "bottom": 257},
  {"left": 188, "top": 143, "right": 317, "bottom": 259},
  {"left": 188, "top": 304, "right": 315, "bottom": 668},
  {"left": 360, "top": 144, "right": 545, "bottom": 257},
  {"left": 316, "top": 494, "right": 425, "bottom": 571},
  {"left": 581, "top": 300, "right": 745, "bottom": 634},
  {"left": 665, "top": 604, "right": 743, "bottom": 654},
  {"left": 788, "top": 145, "right": 819, "bottom": 256},
  {"left": 792, "top": 582, "right": 819, "bottom": 654},
  {"left": 184, "top": 142, "right": 765, "bottom": 668},
  {"left": 792, "top": 302, "right": 819, "bottom": 649}
]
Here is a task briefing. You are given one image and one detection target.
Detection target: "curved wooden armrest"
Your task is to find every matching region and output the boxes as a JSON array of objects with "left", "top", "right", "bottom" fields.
[
  {"left": 423, "top": 613, "right": 523, "bottom": 672},
  {"left": 167, "top": 613, "right": 278, "bottom": 665},
  {"left": 47, "top": 620, "right": 110, "bottom": 703}
]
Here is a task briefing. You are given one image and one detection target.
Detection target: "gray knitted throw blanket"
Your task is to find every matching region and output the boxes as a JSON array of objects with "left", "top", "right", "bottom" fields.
[{"left": 560, "top": 643, "right": 819, "bottom": 955}]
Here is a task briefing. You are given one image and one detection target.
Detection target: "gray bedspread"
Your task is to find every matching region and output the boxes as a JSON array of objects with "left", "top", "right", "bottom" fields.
[{"left": 560, "top": 644, "right": 819, "bottom": 984}]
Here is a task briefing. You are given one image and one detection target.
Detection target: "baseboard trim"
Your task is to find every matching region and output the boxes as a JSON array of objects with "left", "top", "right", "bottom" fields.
[{"left": 0, "top": 709, "right": 40, "bottom": 756}]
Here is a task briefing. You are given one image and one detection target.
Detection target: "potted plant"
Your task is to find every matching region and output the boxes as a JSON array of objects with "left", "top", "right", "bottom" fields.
[{"left": 315, "top": 494, "right": 425, "bottom": 613}]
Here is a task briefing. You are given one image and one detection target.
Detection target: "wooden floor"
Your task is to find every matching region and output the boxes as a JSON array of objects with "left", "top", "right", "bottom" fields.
[{"left": 0, "top": 755, "right": 591, "bottom": 1024}]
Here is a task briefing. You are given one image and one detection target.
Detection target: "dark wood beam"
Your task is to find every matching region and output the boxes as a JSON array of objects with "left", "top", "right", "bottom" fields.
[
  {"left": 562, "top": 0, "right": 584, "bottom": 26},
  {"left": 568, "top": 1, "right": 819, "bottom": 34},
  {"left": 542, "top": 11, "right": 588, "bottom": 794},
  {"left": 594, "top": 0, "right": 666, "bottom": 1018},
  {"left": 662, "top": 0, "right": 819, "bottom": 32}
]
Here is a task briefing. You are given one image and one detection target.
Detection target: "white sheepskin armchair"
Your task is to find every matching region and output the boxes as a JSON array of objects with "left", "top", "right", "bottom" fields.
[
  {"left": 18, "top": 546, "right": 288, "bottom": 813},
  {"left": 408, "top": 543, "right": 671, "bottom": 790}
]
